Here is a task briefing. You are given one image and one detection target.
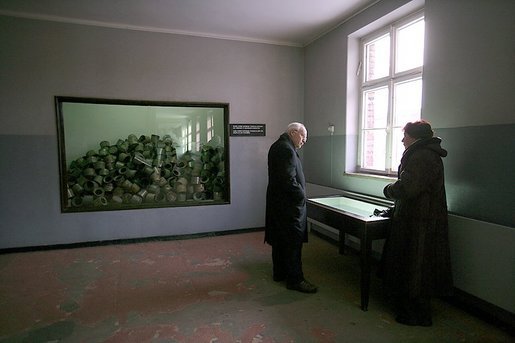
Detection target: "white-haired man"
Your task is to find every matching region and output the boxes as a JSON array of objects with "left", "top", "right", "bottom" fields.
[{"left": 265, "top": 122, "right": 317, "bottom": 293}]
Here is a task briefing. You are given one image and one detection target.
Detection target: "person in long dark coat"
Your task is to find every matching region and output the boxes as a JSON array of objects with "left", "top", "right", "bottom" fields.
[
  {"left": 265, "top": 122, "right": 317, "bottom": 293},
  {"left": 382, "top": 120, "right": 453, "bottom": 326}
]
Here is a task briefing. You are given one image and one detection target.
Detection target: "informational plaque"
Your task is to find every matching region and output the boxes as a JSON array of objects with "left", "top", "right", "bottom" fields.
[{"left": 230, "top": 124, "right": 266, "bottom": 136}]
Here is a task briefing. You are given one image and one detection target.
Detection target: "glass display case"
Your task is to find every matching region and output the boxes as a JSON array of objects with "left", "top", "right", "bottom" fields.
[
  {"left": 55, "top": 96, "right": 230, "bottom": 212},
  {"left": 307, "top": 192, "right": 392, "bottom": 311}
]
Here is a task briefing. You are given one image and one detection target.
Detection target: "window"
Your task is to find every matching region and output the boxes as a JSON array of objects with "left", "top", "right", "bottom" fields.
[
  {"left": 358, "top": 13, "right": 424, "bottom": 175},
  {"left": 184, "top": 120, "right": 192, "bottom": 151},
  {"left": 207, "top": 113, "right": 214, "bottom": 142},
  {"left": 195, "top": 119, "right": 201, "bottom": 152}
]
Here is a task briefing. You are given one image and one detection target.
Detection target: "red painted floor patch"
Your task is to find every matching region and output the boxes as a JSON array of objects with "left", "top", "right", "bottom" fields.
[{"left": 0, "top": 231, "right": 512, "bottom": 342}]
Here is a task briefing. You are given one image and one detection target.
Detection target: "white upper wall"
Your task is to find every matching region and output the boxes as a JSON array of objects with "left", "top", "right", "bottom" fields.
[
  {"left": 304, "top": 0, "right": 515, "bottom": 136},
  {"left": 1, "top": 16, "right": 304, "bottom": 137},
  {"left": 423, "top": 0, "right": 515, "bottom": 128}
]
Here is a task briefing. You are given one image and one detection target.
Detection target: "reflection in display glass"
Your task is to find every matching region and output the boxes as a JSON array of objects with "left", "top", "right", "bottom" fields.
[{"left": 56, "top": 97, "right": 230, "bottom": 213}]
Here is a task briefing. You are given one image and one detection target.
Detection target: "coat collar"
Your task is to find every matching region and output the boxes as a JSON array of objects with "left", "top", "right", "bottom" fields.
[{"left": 282, "top": 133, "right": 301, "bottom": 158}]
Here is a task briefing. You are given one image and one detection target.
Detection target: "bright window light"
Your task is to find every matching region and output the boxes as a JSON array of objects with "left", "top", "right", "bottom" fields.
[{"left": 358, "top": 12, "right": 425, "bottom": 175}]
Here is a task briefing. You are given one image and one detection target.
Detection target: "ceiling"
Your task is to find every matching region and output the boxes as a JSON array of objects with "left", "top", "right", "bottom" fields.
[{"left": 0, "top": 0, "right": 379, "bottom": 47}]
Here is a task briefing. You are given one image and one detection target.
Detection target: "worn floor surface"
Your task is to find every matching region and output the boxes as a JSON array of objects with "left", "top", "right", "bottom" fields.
[{"left": 0, "top": 231, "right": 512, "bottom": 342}]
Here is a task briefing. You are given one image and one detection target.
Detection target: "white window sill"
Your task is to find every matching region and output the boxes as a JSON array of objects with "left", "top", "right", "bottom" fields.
[{"left": 344, "top": 172, "right": 397, "bottom": 182}]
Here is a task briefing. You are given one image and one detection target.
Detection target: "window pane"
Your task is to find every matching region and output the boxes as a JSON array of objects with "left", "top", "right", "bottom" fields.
[
  {"left": 365, "top": 34, "right": 390, "bottom": 81},
  {"left": 363, "top": 87, "right": 389, "bottom": 129},
  {"left": 393, "top": 78, "right": 422, "bottom": 126},
  {"left": 358, "top": 13, "right": 424, "bottom": 176},
  {"left": 362, "top": 129, "right": 386, "bottom": 170},
  {"left": 391, "top": 128, "right": 404, "bottom": 172},
  {"left": 396, "top": 18, "right": 425, "bottom": 73}
]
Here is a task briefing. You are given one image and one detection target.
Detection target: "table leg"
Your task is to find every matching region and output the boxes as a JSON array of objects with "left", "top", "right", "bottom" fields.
[
  {"left": 360, "top": 237, "right": 372, "bottom": 311},
  {"left": 338, "top": 232, "right": 348, "bottom": 255}
]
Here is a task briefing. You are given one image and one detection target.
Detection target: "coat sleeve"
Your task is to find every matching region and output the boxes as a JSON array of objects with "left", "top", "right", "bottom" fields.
[
  {"left": 269, "top": 143, "right": 305, "bottom": 203},
  {"left": 384, "top": 150, "right": 437, "bottom": 201}
]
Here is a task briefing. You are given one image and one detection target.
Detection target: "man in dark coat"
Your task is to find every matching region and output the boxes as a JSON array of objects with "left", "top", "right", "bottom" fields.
[
  {"left": 265, "top": 122, "right": 317, "bottom": 293},
  {"left": 382, "top": 120, "right": 453, "bottom": 326}
]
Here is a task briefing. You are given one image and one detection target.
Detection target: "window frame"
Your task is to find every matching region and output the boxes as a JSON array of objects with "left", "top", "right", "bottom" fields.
[{"left": 357, "top": 10, "right": 425, "bottom": 176}]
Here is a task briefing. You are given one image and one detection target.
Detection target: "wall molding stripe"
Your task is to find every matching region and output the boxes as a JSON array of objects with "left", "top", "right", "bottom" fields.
[{"left": 0, "top": 10, "right": 303, "bottom": 47}]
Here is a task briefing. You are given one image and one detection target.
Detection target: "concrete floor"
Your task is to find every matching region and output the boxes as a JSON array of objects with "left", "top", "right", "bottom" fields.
[{"left": 0, "top": 231, "right": 512, "bottom": 342}]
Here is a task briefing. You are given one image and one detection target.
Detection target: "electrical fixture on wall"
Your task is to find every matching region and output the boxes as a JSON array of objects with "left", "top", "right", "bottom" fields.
[
  {"left": 328, "top": 124, "right": 335, "bottom": 135},
  {"left": 328, "top": 123, "right": 335, "bottom": 185}
]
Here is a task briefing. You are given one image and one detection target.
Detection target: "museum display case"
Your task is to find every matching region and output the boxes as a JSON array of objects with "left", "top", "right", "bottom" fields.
[
  {"left": 55, "top": 96, "right": 230, "bottom": 212},
  {"left": 307, "top": 192, "right": 392, "bottom": 310}
]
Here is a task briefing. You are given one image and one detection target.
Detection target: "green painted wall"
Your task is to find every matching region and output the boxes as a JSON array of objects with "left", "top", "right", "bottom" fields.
[{"left": 305, "top": 124, "right": 515, "bottom": 228}]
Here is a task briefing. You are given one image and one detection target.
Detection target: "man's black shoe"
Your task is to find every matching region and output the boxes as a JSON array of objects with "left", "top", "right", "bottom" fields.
[{"left": 286, "top": 280, "right": 318, "bottom": 293}]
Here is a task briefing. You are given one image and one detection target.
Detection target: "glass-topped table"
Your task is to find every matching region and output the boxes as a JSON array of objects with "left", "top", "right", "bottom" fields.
[
  {"left": 309, "top": 196, "right": 390, "bottom": 219},
  {"left": 307, "top": 193, "right": 392, "bottom": 311}
]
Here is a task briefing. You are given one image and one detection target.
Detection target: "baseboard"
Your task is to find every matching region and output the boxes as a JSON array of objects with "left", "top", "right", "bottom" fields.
[
  {"left": 0, "top": 227, "right": 265, "bottom": 255},
  {"left": 446, "top": 288, "right": 515, "bottom": 335}
]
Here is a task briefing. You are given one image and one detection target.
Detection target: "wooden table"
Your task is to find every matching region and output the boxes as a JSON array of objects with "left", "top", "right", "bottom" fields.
[{"left": 307, "top": 194, "right": 391, "bottom": 311}]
